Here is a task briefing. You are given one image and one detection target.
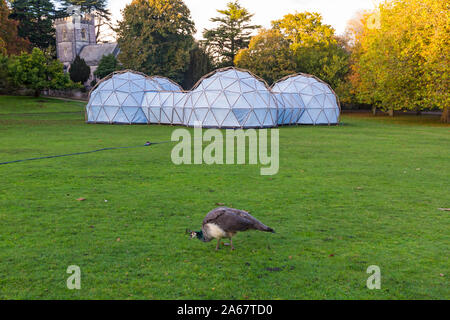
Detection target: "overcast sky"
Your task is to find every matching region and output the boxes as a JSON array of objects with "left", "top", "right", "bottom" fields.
[{"left": 109, "top": 0, "right": 377, "bottom": 39}]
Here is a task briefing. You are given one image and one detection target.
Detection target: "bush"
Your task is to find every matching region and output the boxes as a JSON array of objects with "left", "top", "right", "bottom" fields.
[
  {"left": 8, "top": 48, "right": 77, "bottom": 97},
  {"left": 94, "top": 54, "right": 121, "bottom": 80}
]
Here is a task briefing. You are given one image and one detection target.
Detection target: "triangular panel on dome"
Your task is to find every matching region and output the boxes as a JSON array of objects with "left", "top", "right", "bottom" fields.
[
  {"left": 308, "top": 109, "right": 322, "bottom": 124},
  {"left": 211, "top": 108, "right": 230, "bottom": 126},
  {"left": 147, "top": 107, "right": 159, "bottom": 123},
  {"left": 298, "top": 109, "right": 314, "bottom": 124},
  {"left": 160, "top": 108, "right": 172, "bottom": 123},
  {"left": 104, "top": 93, "right": 120, "bottom": 106},
  {"left": 195, "top": 93, "right": 209, "bottom": 107},
  {"left": 89, "top": 106, "right": 101, "bottom": 122},
  {"left": 222, "top": 111, "right": 240, "bottom": 127},
  {"left": 194, "top": 108, "right": 209, "bottom": 123},
  {"left": 324, "top": 109, "right": 338, "bottom": 124},
  {"left": 123, "top": 107, "right": 140, "bottom": 122},
  {"left": 104, "top": 106, "right": 119, "bottom": 121},
  {"left": 122, "top": 95, "right": 139, "bottom": 107},
  {"left": 315, "top": 110, "right": 329, "bottom": 124},
  {"left": 112, "top": 108, "right": 129, "bottom": 123},
  {"left": 244, "top": 111, "right": 261, "bottom": 127},
  {"left": 219, "top": 77, "right": 237, "bottom": 90},
  {"left": 263, "top": 109, "right": 275, "bottom": 126},
  {"left": 96, "top": 107, "right": 109, "bottom": 122},
  {"left": 211, "top": 93, "right": 231, "bottom": 108},
  {"left": 173, "top": 108, "right": 183, "bottom": 124},
  {"left": 203, "top": 111, "right": 219, "bottom": 127},
  {"left": 131, "top": 92, "right": 145, "bottom": 106},
  {"left": 150, "top": 108, "right": 161, "bottom": 122},
  {"left": 89, "top": 92, "right": 102, "bottom": 106},
  {"left": 232, "top": 109, "right": 250, "bottom": 125},
  {"left": 132, "top": 107, "right": 148, "bottom": 123},
  {"left": 253, "top": 109, "right": 267, "bottom": 125}
]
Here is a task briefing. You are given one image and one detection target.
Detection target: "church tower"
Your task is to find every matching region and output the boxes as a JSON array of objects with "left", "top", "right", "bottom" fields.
[{"left": 55, "top": 6, "right": 96, "bottom": 69}]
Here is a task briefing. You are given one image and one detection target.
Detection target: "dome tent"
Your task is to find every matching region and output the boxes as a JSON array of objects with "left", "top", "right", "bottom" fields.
[
  {"left": 142, "top": 76, "right": 185, "bottom": 125},
  {"left": 87, "top": 71, "right": 151, "bottom": 124},
  {"left": 271, "top": 74, "right": 340, "bottom": 125},
  {"left": 86, "top": 70, "right": 185, "bottom": 124},
  {"left": 183, "top": 67, "right": 278, "bottom": 128}
]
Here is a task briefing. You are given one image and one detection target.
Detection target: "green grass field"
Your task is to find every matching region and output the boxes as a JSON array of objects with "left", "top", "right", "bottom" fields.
[{"left": 0, "top": 95, "right": 448, "bottom": 299}]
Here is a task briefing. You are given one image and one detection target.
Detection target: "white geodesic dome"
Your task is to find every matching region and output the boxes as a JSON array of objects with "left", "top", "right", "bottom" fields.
[
  {"left": 183, "top": 67, "right": 278, "bottom": 128},
  {"left": 142, "top": 76, "right": 185, "bottom": 125},
  {"left": 86, "top": 71, "right": 185, "bottom": 124},
  {"left": 271, "top": 74, "right": 340, "bottom": 125}
]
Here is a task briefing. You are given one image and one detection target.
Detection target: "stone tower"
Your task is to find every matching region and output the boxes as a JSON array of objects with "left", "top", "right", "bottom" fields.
[{"left": 55, "top": 6, "right": 96, "bottom": 69}]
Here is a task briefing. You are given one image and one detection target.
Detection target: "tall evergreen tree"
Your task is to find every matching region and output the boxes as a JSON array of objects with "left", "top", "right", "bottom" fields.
[
  {"left": 69, "top": 55, "right": 90, "bottom": 84},
  {"left": 182, "top": 42, "right": 213, "bottom": 89},
  {"left": 203, "top": 1, "right": 260, "bottom": 68},
  {"left": 116, "top": 0, "right": 195, "bottom": 83},
  {"left": 8, "top": 0, "right": 57, "bottom": 50}
]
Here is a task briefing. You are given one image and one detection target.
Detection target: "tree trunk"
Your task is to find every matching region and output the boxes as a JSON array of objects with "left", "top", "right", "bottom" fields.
[
  {"left": 34, "top": 89, "right": 40, "bottom": 98},
  {"left": 388, "top": 109, "right": 394, "bottom": 117},
  {"left": 372, "top": 105, "right": 377, "bottom": 116},
  {"left": 441, "top": 106, "right": 449, "bottom": 123}
]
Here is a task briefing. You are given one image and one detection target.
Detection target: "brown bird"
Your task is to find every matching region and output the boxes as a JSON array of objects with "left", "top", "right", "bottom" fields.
[{"left": 188, "top": 207, "right": 275, "bottom": 251}]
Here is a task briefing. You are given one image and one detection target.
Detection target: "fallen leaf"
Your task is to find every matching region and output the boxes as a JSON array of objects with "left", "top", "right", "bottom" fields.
[
  {"left": 439, "top": 273, "right": 444, "bottom": 277},
  {"left": 289, "top": 256, "right": 292, "bottom": 259},
  {"left": 215, "top": 202, "right": 225, "bottom": 206},
  {"left": 438, "top": 208, "right": 450, "bottom": 211},
  {"left": 329, "top": 254, "right": 335, "bottom": 257},
  {"left": 76, "top": 198, "right": 86, "bottom": 201},
  {"left": 116, "top": 237, "right": 121, "bottom": 242}
]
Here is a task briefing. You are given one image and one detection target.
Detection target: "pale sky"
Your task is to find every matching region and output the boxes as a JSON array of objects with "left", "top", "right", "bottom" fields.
[{"left": 109, "top": 0, "right": 377, "bottom": 39}]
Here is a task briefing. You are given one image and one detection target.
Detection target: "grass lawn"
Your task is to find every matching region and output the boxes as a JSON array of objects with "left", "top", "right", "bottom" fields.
[{"left": 0, "top": 95, "right": 448, "bottom": 299}]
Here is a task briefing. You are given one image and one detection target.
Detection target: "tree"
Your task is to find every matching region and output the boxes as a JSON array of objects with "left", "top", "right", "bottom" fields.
[
  {"left": 8, "top": 0, "right": 57, "bottom": 50},
  {"left": 0, "top": 52, "right": 11, "bottom": 91},
  {"left": 350, "top": 0, "right": 449, "bottom": 121},
  {"left": 0, "top": 0, "right": 29, "bottom": 55},
  {"left": 272, "top": 12, "right": 350, "bottom": 89},
  {"left": 69, "top": 55, "right": 90, "bottom": 84},
  {"left": 94, "top": 53, "right": 122, "bottom": 79},
  {"left": 182, "top": 42, "right": 213, "bottom": 90},
  {"left": 9, "top": 47, "right": 75, "bottom": 97},
  {"left": 116, "top": 0, "right": 195, "bottom": 84},
  {"left": 61, "top": 0, "right": 113, "bottom": 42},
  {"left": 203, "top": 1, "right": 260, "bottom": 67},
  {"left": 234, "top": 29, "right": 297, "bottom": 85}
]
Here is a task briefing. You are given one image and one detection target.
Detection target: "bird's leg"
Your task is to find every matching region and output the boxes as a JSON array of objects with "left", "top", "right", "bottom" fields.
[
  {"left": 215, "top": 238, "right": 221, "bottom": 251},
  {"left": 230, "top": 237, "right": 235, "bottom": 251}
]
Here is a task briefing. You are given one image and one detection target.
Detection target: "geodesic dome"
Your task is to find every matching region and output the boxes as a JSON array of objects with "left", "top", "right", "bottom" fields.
[
  {"left": 271, "top": 74, "right": 340, "bottom": 125},
  {"left": 86, "top": 71, "right": 185, "bottom": 124},
  {"left": 142, "top": 76, "right": 185, "bottom": 125},
  {"left": 183, "top": 67, "right": 278, "bottom": 128}
]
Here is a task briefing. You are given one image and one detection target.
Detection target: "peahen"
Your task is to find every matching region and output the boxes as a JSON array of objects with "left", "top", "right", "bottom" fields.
[{"left": 187, "top": 207, "right": 275, "bottom": 251}]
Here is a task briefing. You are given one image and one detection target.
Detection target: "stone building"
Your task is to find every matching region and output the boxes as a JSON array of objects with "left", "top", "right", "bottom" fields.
[{"left": 54, "top": 6, "right": 119, "bottom": 85}]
